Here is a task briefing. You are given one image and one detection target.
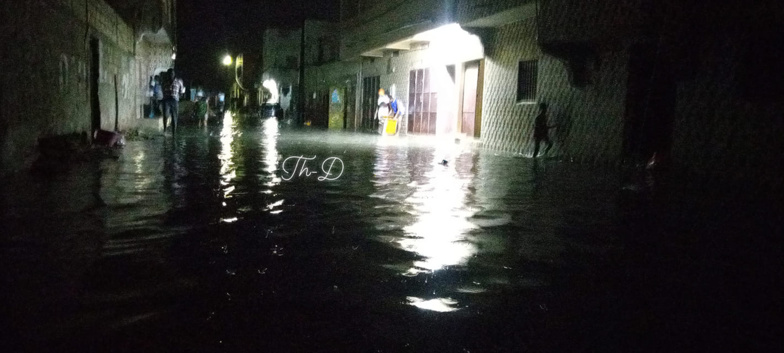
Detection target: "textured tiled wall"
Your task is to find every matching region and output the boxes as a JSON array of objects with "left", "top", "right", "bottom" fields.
[{"left": 481, "top": 18, "right": 627, "bottom": 163}]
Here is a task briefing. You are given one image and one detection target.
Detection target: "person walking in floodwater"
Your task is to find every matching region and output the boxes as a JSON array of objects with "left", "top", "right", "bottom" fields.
[
  {"left": 533, "top": 103, "right": 555, "bottom": 158},
  {"left": 162, "top": 68, "right": 185, "bottom": 134}
]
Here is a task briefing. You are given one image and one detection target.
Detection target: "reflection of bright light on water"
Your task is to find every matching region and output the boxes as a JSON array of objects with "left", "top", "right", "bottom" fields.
[
  {"left": 132, "top": 149, "right": 146, "bottom": 175},
  {"left": 219, "top": 109, "right": 237, "bottom": 222},
  {"left": 401, "top": 155, "right": 478, "bottom": 273},
  {"left": 130, "top": 149, "right": 155, "bottom": 198},
  {"left": 406, "top": 297, "right": 461, "bottom": 312},
  {"left": 262, "top": 117, "right": 281, "bottom": 187},
  {"left": 219, "top": 111, "right": 235, "bottom": 197},
  {"left": 266, "top": 199, "right": 284, "bottom": 210}
]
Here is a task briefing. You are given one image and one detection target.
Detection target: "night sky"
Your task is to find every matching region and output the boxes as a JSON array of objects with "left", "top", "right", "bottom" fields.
[{"left": 177, "top": 0, "right": 339, "bottom": 91}]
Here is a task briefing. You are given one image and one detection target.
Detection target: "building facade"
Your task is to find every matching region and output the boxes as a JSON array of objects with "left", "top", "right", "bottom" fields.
[
  {"left": 1, "top": 0, "right": 176, "bottom": 175},
  {"left": 259, "top": 21, "right": 346, "bottom": 126},
  {"left": 302, "top": 0, "right": 782, "bottom": 191}
]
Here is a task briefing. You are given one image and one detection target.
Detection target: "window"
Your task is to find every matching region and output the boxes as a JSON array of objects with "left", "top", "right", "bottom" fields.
[{"left": 517, "top": 60, "right": 538, "bottom": 102}]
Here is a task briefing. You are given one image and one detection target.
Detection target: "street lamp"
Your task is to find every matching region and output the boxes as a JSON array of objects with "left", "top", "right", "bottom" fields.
[
  {"left": 221, "top": 54, "right": 248, "bottom": 110},
  {"left": 221, "top": 54, "right": 245, "bottom": 90}
]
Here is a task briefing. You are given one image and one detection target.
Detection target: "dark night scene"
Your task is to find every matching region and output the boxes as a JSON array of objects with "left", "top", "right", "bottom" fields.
[{"left": 1, "top": 0, "right": 783, "bottom": 352}]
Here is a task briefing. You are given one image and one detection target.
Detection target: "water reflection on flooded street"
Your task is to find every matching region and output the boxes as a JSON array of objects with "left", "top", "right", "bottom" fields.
[{"left": 0, "top": 116, "right": 774, "bottom": 352}]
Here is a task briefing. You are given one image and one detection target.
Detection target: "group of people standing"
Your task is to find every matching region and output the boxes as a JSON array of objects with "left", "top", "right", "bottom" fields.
[{"left": 149, "top": 68, "right": 185, "bottom": 133}]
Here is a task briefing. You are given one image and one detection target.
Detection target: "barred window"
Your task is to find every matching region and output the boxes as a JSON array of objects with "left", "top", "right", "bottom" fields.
[{"left": 517, "top": 60, "right": 538, "bottom": 102}]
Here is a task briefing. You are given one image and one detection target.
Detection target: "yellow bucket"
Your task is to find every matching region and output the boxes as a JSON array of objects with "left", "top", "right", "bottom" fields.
[{"left": 384, "top": 119, "right": 397, "bottom": 135}]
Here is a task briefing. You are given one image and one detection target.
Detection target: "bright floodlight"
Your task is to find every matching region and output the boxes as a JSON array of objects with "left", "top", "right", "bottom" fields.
[
  {"left": 262, "top": 79, "right": 279, "bottom": 104},
  {"left": 222, "top": 55, "right": 232, "bottom": 66}
]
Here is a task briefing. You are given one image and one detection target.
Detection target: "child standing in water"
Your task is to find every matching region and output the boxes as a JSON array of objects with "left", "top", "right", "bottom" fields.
[
  {"left": 533, "top": 103, "right": 555, "bottom": 158},
  {"left": 196, "top": 95, "right": 211, "bottom": 128}
]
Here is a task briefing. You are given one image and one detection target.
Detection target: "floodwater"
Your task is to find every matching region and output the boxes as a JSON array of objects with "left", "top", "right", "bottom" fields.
[{"left": 0, "top": 115, "right": 780, "bottom": 352}]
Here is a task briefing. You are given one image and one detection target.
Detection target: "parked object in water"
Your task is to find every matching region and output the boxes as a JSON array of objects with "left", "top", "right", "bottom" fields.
[
  {"left": 261, "top": 103, "right": 283, "bottom": 118},
  {"left": 93, "top": 129, "right": 124, "bottom": 147}
]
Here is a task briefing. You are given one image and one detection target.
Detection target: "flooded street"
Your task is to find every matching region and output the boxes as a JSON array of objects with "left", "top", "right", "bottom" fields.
[{"left": 1, "top": 116, "right": 779, "bottom": 352}]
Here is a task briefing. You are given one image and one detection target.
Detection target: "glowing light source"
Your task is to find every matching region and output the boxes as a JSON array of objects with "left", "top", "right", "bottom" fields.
[
  {"left": 222, "top": 55, "right": 232, "bottom": 66},
  {"left": 262, "top": 117, "right": 281, "bottom": 186},
  {"left": 262, "top": 79, "right": 279, "bottom": 104},
  {"left": 415, "top": 23, "right": 483, "bottom": 66}
]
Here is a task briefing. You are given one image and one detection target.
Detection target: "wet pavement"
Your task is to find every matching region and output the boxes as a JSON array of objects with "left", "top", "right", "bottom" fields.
[{"left": 0, "top": 115, "right": 780, "bottom": 352}]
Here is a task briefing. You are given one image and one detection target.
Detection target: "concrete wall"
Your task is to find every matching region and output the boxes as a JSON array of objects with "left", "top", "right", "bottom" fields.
[
  {"left": 261, "top": 28, "right": 302, "bottom": 105},
  {"left": 481, "top": 18, "right": 627, "bottom": 163},
  {"left": 303, "top": 21, "right": 340, "bottom": 66},
  {"left": 455, "top": 0, "right": 534, "bottom": 24},
  {"left": 670, "top": 33, "right": 784, "bottom": 192},
  {"left": 537, "top": 0, "right": 644, "bottom": 46},
  {"left": 305, "top": 60, "right": 360, "bottom": 128},
  {"left": 340, "top": 0, "right": 445, "bottom": 59},
  {"left": 0, "top": 0, "right": 172, "bottom": 174}
]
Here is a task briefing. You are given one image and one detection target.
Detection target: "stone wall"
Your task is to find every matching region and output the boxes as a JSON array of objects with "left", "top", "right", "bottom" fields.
[
  {"left": 481, "top": 18, "right": 628, "bottom": 163},
  {"left": 0, "top": 0, "right": 172, "bottom": 175}
]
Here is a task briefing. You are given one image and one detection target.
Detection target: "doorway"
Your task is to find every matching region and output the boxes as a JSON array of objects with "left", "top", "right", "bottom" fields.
[
  {"left": 460, "top": 60, "right": 481, "bottom": 137},
  {"left": 328, "top": 87, "right": 345, "bottom": 129},
  {"left": 90, "top": 37, "right": 101, "bottom": 134},
  {"left": 344, "top": 81, "right": 355, "bottom": 130},
  {"left": 361, "top": 76, "right": 380, "bottom": 132},
  {"left": 408, "top": 68, "right": 437, "bottom": 134}
]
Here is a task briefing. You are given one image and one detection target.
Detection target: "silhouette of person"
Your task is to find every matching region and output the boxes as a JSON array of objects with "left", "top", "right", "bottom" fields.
[{"left": 533, "top": 103, "right": 555, "bottom": 158}]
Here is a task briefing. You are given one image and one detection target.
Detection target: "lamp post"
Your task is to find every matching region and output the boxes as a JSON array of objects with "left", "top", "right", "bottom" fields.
[{"left": 222, "top": 54, "right": 247, "bottom": 110}]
